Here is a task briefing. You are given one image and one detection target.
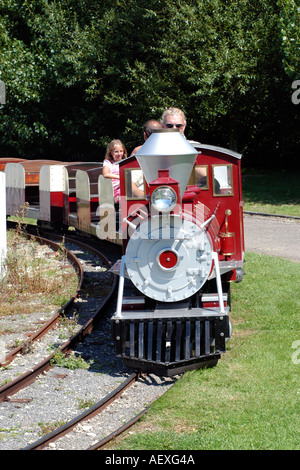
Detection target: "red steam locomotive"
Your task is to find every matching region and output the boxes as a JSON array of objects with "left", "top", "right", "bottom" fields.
[{"left": 111, "top": 129, "right": 244, "bottom": 375}]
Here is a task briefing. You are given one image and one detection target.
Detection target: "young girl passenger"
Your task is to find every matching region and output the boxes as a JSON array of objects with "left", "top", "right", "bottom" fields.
[{"left": 103, "top": 139, "right": 127, "bottom": 203}]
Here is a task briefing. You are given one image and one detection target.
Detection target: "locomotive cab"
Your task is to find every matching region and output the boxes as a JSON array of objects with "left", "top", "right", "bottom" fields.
[{"left": 111, "top": 129, "right": 243, "bottom": 376}]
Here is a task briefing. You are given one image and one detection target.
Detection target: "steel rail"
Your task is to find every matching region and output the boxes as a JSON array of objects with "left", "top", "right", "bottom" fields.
[
  {"left": 0, "top": 238, "right": 117, "bottom": 403},
  {"left": 22, "top": 371, "right": 141, "bottom": 450},
  {"left": 0, "top": 235, "right": 84, "bottom": 368},
  {"left": 87, "top": 405, "right": 150, "bottom": 450}
]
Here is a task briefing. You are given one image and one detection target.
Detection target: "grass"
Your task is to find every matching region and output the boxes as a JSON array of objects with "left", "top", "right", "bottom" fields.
[
  {"left": 113, "top": 253, "right": 300, "bottom": 450},
  {"left": 0, "top": 228, "right": 78, "bottom": 316},
  {"left": 49, "top": 348, "right": 93, "bottom": 370},
  {"left": 242, "top": 170, "right": 300, "bottom": 217}
]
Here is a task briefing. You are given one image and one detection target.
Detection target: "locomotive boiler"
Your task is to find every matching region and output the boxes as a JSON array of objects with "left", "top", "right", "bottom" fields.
[{"left": 111, "top": 129, "right": 245, "bottom": 376}]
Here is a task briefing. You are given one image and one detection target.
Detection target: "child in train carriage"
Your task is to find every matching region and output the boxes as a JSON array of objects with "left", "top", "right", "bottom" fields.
[{"left": 103, "top": 139, "right": 127, "bottom": 203}]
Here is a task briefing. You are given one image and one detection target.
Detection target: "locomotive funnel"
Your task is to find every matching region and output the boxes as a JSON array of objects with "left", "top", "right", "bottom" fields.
[{"left": 135, "top": 129, "right": 198, "bottom": 200}]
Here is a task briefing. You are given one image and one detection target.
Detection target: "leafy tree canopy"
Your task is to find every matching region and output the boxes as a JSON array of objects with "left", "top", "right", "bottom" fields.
[{"left": 0, "top": 0, "right": 299, "bottom": 168}]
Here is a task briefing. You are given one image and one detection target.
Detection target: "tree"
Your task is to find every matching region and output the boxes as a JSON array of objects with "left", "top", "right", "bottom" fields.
[
  {"left": 278, "top": 0, "right": 300, "bottom": 77},
  {"left": 0, "top": 0, "right": 299, "bottom": 168}
]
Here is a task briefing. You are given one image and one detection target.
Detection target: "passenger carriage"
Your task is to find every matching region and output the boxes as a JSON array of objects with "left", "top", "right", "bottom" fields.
[{"left": 5, "top": 160, "right": 64, "bottom": 220}]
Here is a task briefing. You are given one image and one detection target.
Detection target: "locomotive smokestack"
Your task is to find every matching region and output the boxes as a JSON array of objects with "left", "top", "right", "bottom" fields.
[{"left": 135, "top": 129, "right": 198, "bottom": 200}]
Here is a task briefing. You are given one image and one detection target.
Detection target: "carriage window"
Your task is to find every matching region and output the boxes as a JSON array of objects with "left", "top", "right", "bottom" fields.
[
  {"left": 189, "top": 165, "right": 208, "bottom": 189},
  {"left": 212, "top": 164, "right": 233, "bottom": 196},
  {"left": 125, "top": 168, "right": 146, "bottom": 199}
]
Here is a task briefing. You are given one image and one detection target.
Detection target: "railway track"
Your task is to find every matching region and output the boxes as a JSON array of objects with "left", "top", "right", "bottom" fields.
[
  {"left": 0, "top": 230, "right": 175, "bottom": 450},
  {"left": 21, "top": 368, "right": 174, "bottom": 451},
  {"left": 0, "top": 235, "right": 117, "bottom": 403},
  {"left": 23, "top": 371, "right": 142, "bottom": 450},
  {"left": 1, "top": 211, "right": 288, "bottom": 450},
  {"left": 0, "top": 234, "right": 84, "bottom": 368}
]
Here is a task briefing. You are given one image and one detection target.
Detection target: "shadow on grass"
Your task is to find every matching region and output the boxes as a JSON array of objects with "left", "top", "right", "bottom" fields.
[{"left": 242, "top": 170, "right": 300, "bottom": 206}]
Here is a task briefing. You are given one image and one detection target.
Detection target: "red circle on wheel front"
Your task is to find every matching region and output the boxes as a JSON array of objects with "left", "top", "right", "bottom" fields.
[{"left": 158, "top": 250, "right": 178, "bottom": 270}]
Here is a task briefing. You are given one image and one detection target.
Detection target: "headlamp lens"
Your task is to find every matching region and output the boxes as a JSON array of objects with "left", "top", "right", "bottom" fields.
[{"left": 151, "top": 186, "right": 177, "bottom": 212}]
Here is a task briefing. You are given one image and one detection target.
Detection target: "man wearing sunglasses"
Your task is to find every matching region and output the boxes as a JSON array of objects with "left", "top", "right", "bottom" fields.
[{"left": 161, "top": 107, "right": 187, "bottom": 135}]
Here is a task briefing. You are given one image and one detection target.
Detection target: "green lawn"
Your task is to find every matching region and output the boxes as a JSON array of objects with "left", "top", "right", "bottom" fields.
[
  {"left": 242, "top": 170, "right": 300, "bottom": 217},
  {"left": 113, "top": 253, "right": 300, "bottom": 450}
]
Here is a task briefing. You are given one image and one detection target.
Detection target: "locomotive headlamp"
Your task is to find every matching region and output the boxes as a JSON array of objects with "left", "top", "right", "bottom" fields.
[{"left": 151, "top": 186, "right": 177, "bottom": 213}]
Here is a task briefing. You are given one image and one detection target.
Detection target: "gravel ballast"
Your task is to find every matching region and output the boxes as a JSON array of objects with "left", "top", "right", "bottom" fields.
[{"left": 0, "top": 235, "right": 176, "bottom": 450}]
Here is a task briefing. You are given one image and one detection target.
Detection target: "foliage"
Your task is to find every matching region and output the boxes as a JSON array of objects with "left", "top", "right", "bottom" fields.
[
  {"left": 0, "top": 0, "right": 299, "bottom": 168},
  {"left": 49, "top": 349, "right": 93, "bottom": 370},
  {"left": 278, "top": 0, "right": 300, "bottom": 77}
]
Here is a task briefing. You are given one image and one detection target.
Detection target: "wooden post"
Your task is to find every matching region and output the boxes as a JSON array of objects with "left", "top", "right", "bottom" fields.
[
  {"left": 0, "top": 80, "right": 7, "bottom": 278},
  {"left": 0, "top": 171, "right": 7, "bottom": 278}
]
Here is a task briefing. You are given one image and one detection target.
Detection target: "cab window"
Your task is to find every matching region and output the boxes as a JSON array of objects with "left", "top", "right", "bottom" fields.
[
  {"left": 189, "top": 165, "right": 209, "bottom": 189},
  {"left": 212, "top": 164, "right": 233, "bottom": 196},
  {"left": 125, "top": 168, "right": 146, "bottom": 199}
]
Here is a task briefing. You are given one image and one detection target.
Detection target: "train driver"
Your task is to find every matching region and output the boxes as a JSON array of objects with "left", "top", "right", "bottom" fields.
[
  {"left": 130, "top": 119, "right": 162, "bottom": 198},
  {"left": 160, "top": 107, "right": 186, "bottom": 135}
]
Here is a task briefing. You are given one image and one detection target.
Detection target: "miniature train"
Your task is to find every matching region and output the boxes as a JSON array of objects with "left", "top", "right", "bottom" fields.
[{"left": 1, "top": 129, "right": 245, "bottom": 375}]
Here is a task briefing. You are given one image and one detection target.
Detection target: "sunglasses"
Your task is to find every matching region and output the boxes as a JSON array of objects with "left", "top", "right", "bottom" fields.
[{"left": 165, "top": 123, "right": 184, "bottom": 128}]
